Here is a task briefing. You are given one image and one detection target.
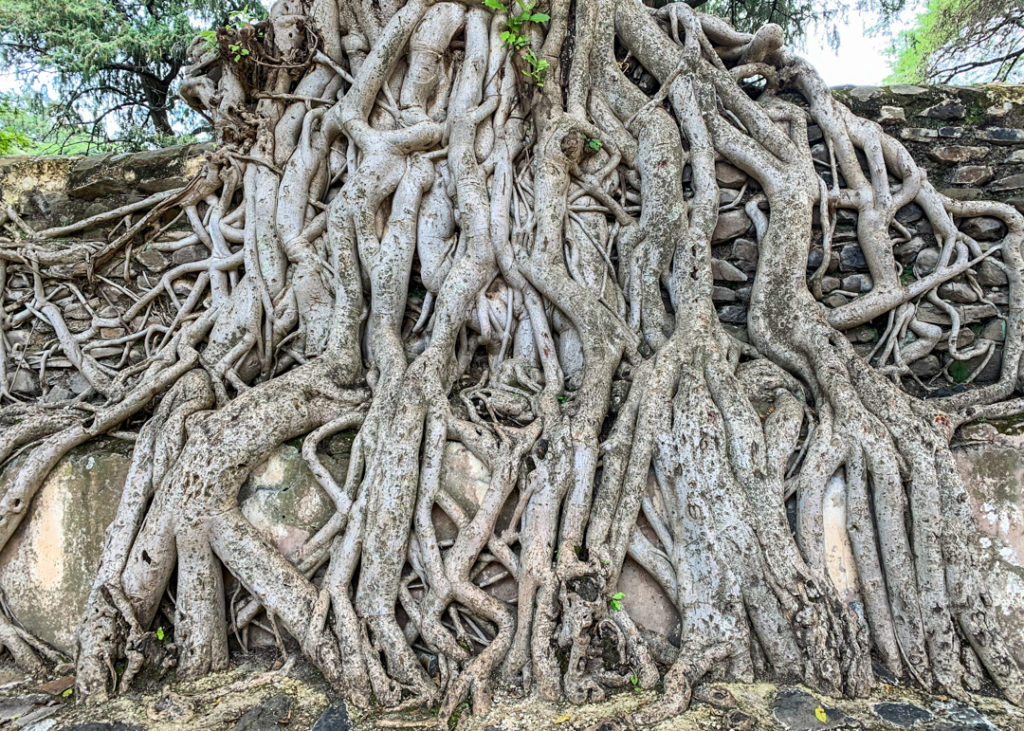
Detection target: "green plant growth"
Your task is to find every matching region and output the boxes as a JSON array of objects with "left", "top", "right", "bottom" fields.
[
  {"left": 887, "top": 0, "right": 1022, "bottom": 84},
  {"left": 482, "top": 0, "right": 550, "bottom": 85},
  {"left": 199, "top": 7, "right": 263, "bottom": 61},
  {"left": 609, "top": 591, "right": 625, "bottom": 611},
  {"left": 0, "top": 0, "right": 258, "bottom": 144}
]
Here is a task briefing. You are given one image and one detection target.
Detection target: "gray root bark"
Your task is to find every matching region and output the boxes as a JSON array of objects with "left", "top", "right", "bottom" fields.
[{"left": 2, "top": 0, "right": 1023, "bottom": 725}]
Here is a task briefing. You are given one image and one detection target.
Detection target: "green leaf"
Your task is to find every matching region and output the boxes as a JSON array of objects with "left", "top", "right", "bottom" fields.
[
  {"left": 814, "top": 705, "right": 828, "bottom": 723},
  {"left": 589, "top": 138, "right": 603, "bottom": 150},
  {"left": 61, "top": 688, "right": 74, "bottom": 698},
  {"left": 482, "top": 0, "right": 506, "bottom": 11},
  {"left": 612, "top": 592, "right": 625, "bottom": 600},
  {"left": 530, "top": 13, "right": 550, "bottom": 23},
  {"left": 156, "top": 626, "right": 165, "bottom": 641}
]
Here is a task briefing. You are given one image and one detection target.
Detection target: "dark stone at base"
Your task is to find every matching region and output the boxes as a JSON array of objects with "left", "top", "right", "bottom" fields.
[
  {"left": 65, "top": 725, "right": 143, "bottom": 731},
  {"left": 932, "top": 702, "right": 999, "bottom": 731},
  {"left": 233, "top": 693, "right": 293, "bottom": 730},
  {"left": 874, "top": 702, "right": 933, "bottom": 727},
  {"left": 312, "top": 699, "right": 352, "bottom": 731},
  {"left": 718, "top": 305, "right": 748, "bottom": 324},
  {"left": 839, "top": 244, "right": 868, "bottom": 271},
  {"left": 773, "top": 688, "right": 850, "bottom": 730}
]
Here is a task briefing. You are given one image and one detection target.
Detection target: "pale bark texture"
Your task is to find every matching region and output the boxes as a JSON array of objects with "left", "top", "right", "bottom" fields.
[{"left": 2, "top": 0, "right": 1023, "bottom": 725}]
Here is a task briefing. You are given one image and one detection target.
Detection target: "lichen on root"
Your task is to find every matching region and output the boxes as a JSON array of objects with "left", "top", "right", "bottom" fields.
[{"left": 2, "top": 0, "right": 1023, "bottom": 725}]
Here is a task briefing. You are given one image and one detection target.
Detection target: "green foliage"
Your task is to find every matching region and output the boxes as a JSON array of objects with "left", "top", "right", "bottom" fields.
[
  {"left": 588, "top": 137, "right": 603, "bottom": 151},
  {"left": 629, "top": 674, "right": 640, "bottom": 691},
  {"left": 609, "top": 591, "right": 625, "bottom": 611},
  {"left": 197, "top": 8, "right": 262, "bottom": 62},
  {"left": 0, "top": 97, "right": 32, "bottom": 154},
  {"left": 0, "top": 90, "right": 202, "bottom": 154},
  {"left": 887, "top": 0, "right": 1023, "bottom": 83},
  {"left": 0, "top": 0, "right": 262, "bottom": 148},
  {"left": 482, "top": 0, "right": 550, "bottom": 86},
  {"left": 198, "top": 29, "right": 218, "bottom": 53}
]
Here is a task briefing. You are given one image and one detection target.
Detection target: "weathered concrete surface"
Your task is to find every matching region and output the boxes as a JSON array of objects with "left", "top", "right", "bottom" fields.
[
  {"left": 0, "top": 144, "right": 209, "bottom": 237},
  {"left": 238, "top": 443, "right": 340, "bottom": 560},
  {"left": 0, "top": 445, "right": 130, "bottom": 655},
  {"left": 0, "top": 658, "right": 1020, "bottom": 731},
  {"left": 953, "top": 425, "right": 1024, "bottom": 668}
]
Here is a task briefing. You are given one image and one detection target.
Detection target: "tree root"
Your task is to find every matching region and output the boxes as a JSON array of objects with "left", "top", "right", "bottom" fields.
[{"left": 1, "top": 0, "right": 1023, "bottom": 724}]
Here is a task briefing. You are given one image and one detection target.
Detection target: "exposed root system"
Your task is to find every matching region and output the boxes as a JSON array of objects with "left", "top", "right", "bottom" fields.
[{"left": 2, "top": 0, "right": 1023, "bottom": 725}]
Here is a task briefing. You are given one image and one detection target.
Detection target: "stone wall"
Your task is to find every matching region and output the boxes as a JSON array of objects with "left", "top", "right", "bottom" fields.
[
  {"left": 1, "top": 85, "right": 1024, "bottom": 671},
  {"left": 834, "top": 84, "right": 1024, "bottom": 206},
  {"left": 4, "top": 86, "right": 1024, "bottom": 400},
  {"left": 705, "top": 83, "right": 1024, "bottom": 389}
]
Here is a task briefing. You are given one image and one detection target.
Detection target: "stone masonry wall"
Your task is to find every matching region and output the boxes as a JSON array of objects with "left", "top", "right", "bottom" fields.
[
  {"left": 1, "top": 84, "right": 1024, "bottom": 675},
  {"left": 4, "top": 85, "right": 1024, "bottom": 398}
]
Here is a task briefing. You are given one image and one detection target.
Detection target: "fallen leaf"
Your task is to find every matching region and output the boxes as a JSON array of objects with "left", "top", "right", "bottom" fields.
[
  {"left": 814, "top": 705, "right": 828, "bottom": 723},
  {"left": 37, "top": 675, "right": 75, "bottom": 695},
  {"left": 553, "top": 713, "right": 572, "bottom": 723}
]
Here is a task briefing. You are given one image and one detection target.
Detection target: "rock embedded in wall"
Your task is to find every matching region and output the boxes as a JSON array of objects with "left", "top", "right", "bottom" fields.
[
  {"left": 952, "top": 426, "right": 1024, "bottom": 668},
  {"left": 0, "top": 446, "right": 130, "bottom": 654}
]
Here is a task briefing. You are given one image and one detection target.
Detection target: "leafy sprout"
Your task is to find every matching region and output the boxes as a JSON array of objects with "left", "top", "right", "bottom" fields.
[
  {"left": 482, "top": 0, "right": 551, "bottom": 86},
  {"left": 609, "top": 591, "right": 625, "bottom": 611}
]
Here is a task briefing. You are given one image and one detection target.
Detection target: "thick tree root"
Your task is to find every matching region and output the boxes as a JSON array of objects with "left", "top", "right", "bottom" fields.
[{"left": 2, "top": 0, "right": 1023, "bottom": 725}]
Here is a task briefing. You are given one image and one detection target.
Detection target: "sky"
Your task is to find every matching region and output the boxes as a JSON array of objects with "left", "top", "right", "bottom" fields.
[
  {"left": 800, "top": 7, "right": 917, "bottom": 87},
  {"left": 802, "top": 22, "right": 896, "bottom": 86}
]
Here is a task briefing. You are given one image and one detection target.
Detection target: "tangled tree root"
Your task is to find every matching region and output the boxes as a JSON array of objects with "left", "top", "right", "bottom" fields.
[{"left": 2, "top": 0, "right": 1024, "bottom": 726}]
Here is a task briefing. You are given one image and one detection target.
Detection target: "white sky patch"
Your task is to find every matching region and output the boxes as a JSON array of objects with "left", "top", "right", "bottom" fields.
[
  {"left": 800, "top": 22, "right": 893, "bottom": 86},
  {"left": 799, "top": 4, "right": 920, "bottom": 87}
]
